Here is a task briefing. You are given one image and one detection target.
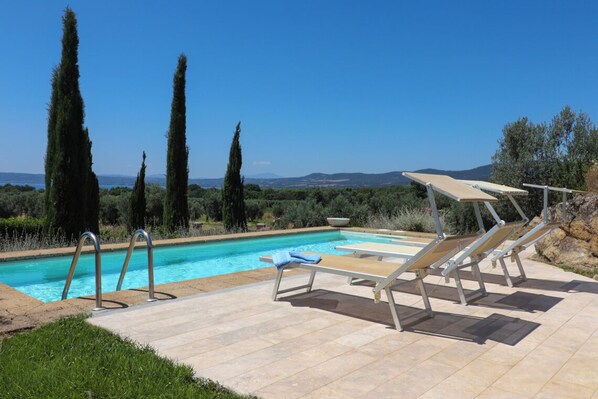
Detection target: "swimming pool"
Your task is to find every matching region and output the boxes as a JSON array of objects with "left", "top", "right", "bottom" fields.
[{"left": 0, "top": 231, "right": 399, "bottom": 303}]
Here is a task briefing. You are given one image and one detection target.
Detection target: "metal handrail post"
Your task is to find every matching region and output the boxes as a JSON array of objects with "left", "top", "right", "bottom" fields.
[
  {"left": 94, "top": 248, "right": 102, "bottom": 310},
  {"left": 562, "top": 191, "right": 567, "bottom": 223},
  {"left": 61, "top": 232, "right": 103, "bottom": 310},
  {"left": 544, "top": 186, "right": 548, "bottom": 223},
  {"left": 116, "top": 229, "right": 156, "bottom": 302},
  {"left": 147, "top": 243, "right": 155, "bottom": 301}
]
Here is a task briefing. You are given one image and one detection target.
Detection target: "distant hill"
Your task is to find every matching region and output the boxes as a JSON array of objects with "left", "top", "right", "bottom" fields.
[{"left": 0, "top": 164, "right": 492, "bottom": 189}]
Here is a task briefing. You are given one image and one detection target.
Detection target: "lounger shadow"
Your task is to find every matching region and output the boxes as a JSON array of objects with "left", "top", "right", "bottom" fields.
[{"left": 280, "top": 289, "right": 539, "bottom": 345}]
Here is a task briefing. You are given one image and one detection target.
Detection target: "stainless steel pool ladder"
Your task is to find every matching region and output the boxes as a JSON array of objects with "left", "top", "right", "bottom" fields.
[
  {"left": 62, "top": 231, "right": 104, "bottom": 310},
  {"left": 116, "top": 229, "right": 156, "bottom": 302}
]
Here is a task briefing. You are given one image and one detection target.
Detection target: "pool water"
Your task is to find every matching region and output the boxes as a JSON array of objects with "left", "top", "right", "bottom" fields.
[{"left": 0, "top": 231, "right": 398, "bottom": 303}]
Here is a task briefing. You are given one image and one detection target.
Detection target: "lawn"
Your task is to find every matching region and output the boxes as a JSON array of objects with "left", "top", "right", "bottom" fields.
[{"left": 0, "top": 316, "right": 255, "bottom": 399}]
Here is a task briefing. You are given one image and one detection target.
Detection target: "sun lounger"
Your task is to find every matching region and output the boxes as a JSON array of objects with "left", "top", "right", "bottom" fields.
[
  {"left": 490, "top": 184, "right": 584, "bottom": 287},
  {"left": 338, "top": 221, "right": 524, "bottom": 305},
  {"left": 336, "top": 173, "right": 517, "bottom": 305},
  {"left": 441, "top": 220, "right": 525, "bottom": 301},
  {"left": 491, "top": 222, "right": 560, "bottom": 287},
  {"left": 260, "top": 233, "right": 478, "bottom": 330}
]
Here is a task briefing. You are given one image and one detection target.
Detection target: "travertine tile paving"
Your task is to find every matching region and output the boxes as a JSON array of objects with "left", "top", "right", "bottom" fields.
[{"left": 89, "top": 247, "right": 598, "bottom": 398}]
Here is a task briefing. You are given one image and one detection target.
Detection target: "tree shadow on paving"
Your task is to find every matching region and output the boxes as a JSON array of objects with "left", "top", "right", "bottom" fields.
[
  {"left": 280, "top": 290, "right": 539, "bottom": 346},
  {"left": 352, "top": 280, "right": 563, "bottom": 313}
]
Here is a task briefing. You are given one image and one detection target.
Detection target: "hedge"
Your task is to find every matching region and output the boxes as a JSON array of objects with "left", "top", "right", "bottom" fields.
[{"left": 0, "top": 217, "right": 44, "bottom": 238}]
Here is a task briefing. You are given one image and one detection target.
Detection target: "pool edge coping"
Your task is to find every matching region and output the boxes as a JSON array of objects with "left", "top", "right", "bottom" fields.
[{"left": 0, "top": 227, "right": 433, "bottom": 262}]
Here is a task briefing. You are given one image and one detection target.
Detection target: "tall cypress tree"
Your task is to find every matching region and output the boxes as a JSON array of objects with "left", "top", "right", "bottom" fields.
[
  {"left": 44, "top": 7, "right": 99, "bottom": 239},
  {"left": 128, "top": 151, "right": 147, "bottom": 230},
  {"left": 222, "top": 122, "right": 247, "bottom": 231},
  {"left": 44, "top": 68, "right": 59, "bottom": 227},
  {"left": 163, "top": 54, "right": 189, "bottom": 232}
]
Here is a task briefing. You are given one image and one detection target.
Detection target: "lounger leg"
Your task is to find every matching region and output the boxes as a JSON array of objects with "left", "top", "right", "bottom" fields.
[
  {"left": 307, "top": 270, "right": 316, "bottom": 292},
  {"left": 499, "top": 258, "right": 514, "bottom": 288},
  {"left": 348, "top": 254, "right": 360, "bottom": 285},
  {"left": 272, "top": 269, "right": 284, "bottom": 301},
  {"left": 452, "top": 270, "right": 468, "bottom": 305},
  {"left": 416, "top": 270, "right": 433, "bottom": 316},
  {"left": 514, "top": 254, "right": 527, "bottom": 281},
  {"left": 272, "top": 269, "right": 317, "bottom": 300},
  {"left": 384, "top": 287, "right": 403, "bottom": 331},
  {"left": 472, "top": 262, "right": 487, "bottom": 296}
]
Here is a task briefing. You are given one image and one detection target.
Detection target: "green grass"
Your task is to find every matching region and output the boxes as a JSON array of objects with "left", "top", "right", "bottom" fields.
[{"left": 0, "top": 316, "right": 256, "bottom": 399}]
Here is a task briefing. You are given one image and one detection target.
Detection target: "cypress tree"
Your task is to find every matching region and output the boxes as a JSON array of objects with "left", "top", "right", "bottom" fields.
[
  {"left": 44, "top": 7, "right": 99, "bottom": 239},
  {"left": 83, "top": 127, "right": 100, "bottom": 233},
  {"left": 128, "top": 151, "right": 147, "bottom": 230},
  {"left": 222, "top": 122, "right": 247, "bottom": 231},
  {"left": 163, "top": 54, "right": 189, "bottom": 232},
  {"left": 44, "top": 68, "right": 59, "bottom": 228}
]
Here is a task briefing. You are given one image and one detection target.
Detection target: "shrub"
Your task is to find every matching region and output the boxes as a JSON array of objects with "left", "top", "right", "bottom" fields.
[
  {"left": 282, "top": 199, "right": 325, "bottom": 228},
  {"left": 0, "top": 217, "right": 44, "bottom": 239},
  {"left": 326, "top": 194, "right": 351, "bottom": 218},
  {"left": 0, "top": 186, "right": 44, "bottom": 219},
  {"left": 271, "top": 202, "right": 285, "bottom": 218},
  {"left": 0, "top": 231, "right": 71, "bottom": 252},
  {"left": 367, "top": 208, "right": 438, "bottom": 233},
  {"left": 188, "top": 198, "right": 204, "bottom": 220},
  {"left": 245, "top": 201, "right": 263, "bottom": 221},
  {"left": 443, "top": 202, "right": 481, "bottom": 234},
  {"left": 146, "top": 185, "right": 165, "bottom": 225}
]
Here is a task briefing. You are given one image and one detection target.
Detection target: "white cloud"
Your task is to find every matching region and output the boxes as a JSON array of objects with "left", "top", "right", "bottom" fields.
[{"left": 253, "top": 161, "right": 272, "bottom": 166}]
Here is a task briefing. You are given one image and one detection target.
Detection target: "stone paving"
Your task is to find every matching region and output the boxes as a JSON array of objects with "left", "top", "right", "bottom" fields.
[
  {"left": 1, "top": 227, "right": 352, "bottom": 338},
  {"left": 89, "top": 247, "right": 598, "bottom": 399},
  {"left": 0, "top": 266, "right": 307, "bottom": 339}
]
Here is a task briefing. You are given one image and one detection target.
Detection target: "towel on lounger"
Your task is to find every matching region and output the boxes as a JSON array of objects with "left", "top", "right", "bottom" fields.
[
  {"left": 272, "top": 251, "right": 321, "bottom": 270},
  {"left": 289, "top": 251, "right": 321, "bottom": 263},
  {"left": 272, "top": 251, "right": 292, "bottom": 268}
]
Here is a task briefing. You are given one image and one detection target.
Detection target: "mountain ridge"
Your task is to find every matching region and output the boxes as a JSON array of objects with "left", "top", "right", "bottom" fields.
[{"left": 0, "top": 164, "right": 492, "bottom": 189}]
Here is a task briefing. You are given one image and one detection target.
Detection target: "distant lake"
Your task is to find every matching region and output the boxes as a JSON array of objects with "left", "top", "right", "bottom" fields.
[
  {"left": 0, "top": 173, "right": 169, "bottom": 189},
  {"left": 0, "top": 181, "right": 135, "bottom": 190}
]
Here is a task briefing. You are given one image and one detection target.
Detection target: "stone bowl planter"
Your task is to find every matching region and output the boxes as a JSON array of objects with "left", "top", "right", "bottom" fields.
[{"left": 327, "top": 217, "right": 350, "bottom": 227}]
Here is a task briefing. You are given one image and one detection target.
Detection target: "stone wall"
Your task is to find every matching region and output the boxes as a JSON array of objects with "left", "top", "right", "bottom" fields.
[{"left": 535, "top": 193, "right": 598, "bottom": 275}]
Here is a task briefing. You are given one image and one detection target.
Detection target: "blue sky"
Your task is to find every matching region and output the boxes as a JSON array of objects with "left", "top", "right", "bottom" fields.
[{"left": 1, "top": 1, "right": 597, "bottom": 178}]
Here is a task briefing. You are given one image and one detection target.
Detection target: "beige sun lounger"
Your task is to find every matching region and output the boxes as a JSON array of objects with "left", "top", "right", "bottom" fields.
[
  {"left": 491, "top": 222, "right": 561, "bottom": 287},
  {"left": 336, "top": 172, "right": 512, "bottom": 305},
  {"left": 490, "top": 184, "right": 584, "bottom": 287},
  {"left": 261, "top": 233, "right": 478, "bottom": 330},
  {"left": 337, "top": 220, "right": 525, "bottom": 305}
]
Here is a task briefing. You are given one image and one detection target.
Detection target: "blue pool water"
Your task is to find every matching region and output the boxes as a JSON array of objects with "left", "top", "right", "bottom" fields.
[{"left": 0, "top": 231, "right": 399, "bottom": 303}]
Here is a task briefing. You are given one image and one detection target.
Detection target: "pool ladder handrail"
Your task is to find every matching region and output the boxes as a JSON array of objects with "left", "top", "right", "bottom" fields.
[
  {"left": 116, "top": 229, "right": 156, "bottom": 302},
  {"left": 62, "top": 231, "right": 104, "bottom": 310}
]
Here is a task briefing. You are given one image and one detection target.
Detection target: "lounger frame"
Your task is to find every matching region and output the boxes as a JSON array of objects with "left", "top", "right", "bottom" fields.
[
  {"left": 262, "top": 234, "right": 477, "bottom": 330},
  {"left": 490, "top": 184, "right": 583, "bottom": 287}
]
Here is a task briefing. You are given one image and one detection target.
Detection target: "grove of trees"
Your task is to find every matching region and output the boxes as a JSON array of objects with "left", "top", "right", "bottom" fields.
[{"left": 492, "top": 106, "right": 598, "bottom": 219}]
